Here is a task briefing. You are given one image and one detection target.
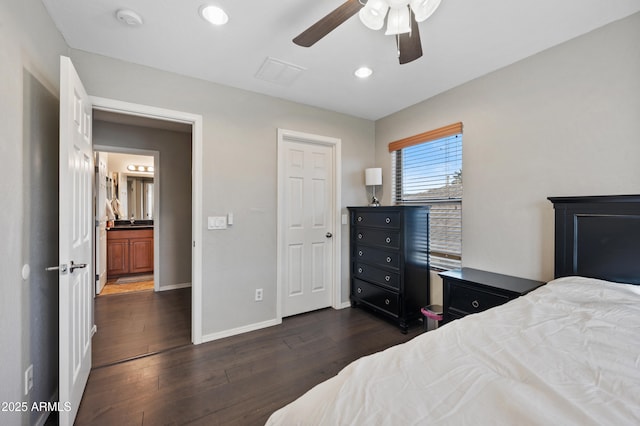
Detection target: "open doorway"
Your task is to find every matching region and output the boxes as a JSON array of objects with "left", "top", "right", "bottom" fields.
[
  {"left": 96, "top": 151, "right": 157, "bottom": 296},
  {"left": 91, "top": 110, "right": 194, "bottom": 367}
]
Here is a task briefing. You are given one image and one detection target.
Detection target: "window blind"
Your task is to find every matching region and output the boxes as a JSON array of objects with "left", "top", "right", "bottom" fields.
[{"left": 390, "top": 125, "right": 462, "bottom": 270}]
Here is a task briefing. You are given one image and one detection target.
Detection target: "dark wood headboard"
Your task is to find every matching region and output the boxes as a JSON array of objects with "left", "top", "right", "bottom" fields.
[{"left": 548, "top": 195, "right": 640, "bottom": 284}]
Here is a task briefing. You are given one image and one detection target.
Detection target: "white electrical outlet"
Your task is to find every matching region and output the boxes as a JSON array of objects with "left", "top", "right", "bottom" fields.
[
  {"left": 25, "top": 364, "right": 33, "bottom": 395},
  {"left": 255, "top": 288, "right": 263, "bottom": 301}
]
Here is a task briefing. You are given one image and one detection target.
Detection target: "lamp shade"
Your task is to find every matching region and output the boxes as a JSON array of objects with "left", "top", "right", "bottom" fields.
[{"left": 365, "top": 168, "right": 383, "bottom": 186}]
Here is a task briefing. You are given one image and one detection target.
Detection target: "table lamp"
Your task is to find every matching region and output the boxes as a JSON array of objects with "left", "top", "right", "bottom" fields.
[{"left": 365, "top": 168, "right": 382, "bottom": 206}]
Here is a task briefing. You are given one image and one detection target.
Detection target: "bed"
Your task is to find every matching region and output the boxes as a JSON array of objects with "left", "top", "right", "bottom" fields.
[{"left": 266, "top": 195, "right": 640, "bottom": 425}]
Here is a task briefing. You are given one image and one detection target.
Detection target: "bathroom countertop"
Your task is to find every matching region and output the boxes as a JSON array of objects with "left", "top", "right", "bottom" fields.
[
  {"left": 107, "top": 225, "right": 154, "bottom": 231},
  {"left": 107, "top": 220, "right": 154, "bottom": 231}
]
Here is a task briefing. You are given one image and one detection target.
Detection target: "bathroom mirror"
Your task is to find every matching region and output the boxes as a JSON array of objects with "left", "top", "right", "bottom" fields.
[{"left": 127, "top": 176, "right": 154, "bottom": 220}]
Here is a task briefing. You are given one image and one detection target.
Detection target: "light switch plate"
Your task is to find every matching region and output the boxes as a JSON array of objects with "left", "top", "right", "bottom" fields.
[{"left": 208, "top": 216, "right": 227, "bottom": 230}]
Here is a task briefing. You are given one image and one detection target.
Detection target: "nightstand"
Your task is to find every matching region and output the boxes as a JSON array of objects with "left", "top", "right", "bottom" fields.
[{"left": 440, "top": 268, "right": 545, "bottom": 323}]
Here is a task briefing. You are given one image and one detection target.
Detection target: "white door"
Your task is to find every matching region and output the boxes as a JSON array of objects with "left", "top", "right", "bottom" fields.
[
  {"left": 59, "top": 56, "right": 94, "bottom": 425},
  {"left": 279, "top": 133, "right": 336, "bottom": 317},
  {"left": 95, "top": 152, "right": 108, "bottom": 294}
]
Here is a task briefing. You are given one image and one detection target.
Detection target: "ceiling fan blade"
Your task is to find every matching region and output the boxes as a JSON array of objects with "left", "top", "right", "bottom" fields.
[
  {"left": 398, "top": 16, "right": 423, "bottom": 64},
  {"left": 293, "top": 0, "right": 365, "bottom": 47}
]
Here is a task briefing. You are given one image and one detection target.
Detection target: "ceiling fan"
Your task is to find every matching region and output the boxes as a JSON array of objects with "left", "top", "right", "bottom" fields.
[{"left": 293, "top": 0, "right": 442, "bottom": 65}]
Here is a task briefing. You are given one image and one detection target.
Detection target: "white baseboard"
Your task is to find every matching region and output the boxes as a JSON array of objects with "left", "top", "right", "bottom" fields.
[
  {"left": 157, "top": 282, "right": 191, "bottom": 291},
  {"left": 200, "top": 318, "right": 282, "bottom": 343},
  {"left": 337, "top": 301, "right": 352, "bottom": 309},
  {"left": 34, "top": 389, "right": 59, "bottom": 426}
]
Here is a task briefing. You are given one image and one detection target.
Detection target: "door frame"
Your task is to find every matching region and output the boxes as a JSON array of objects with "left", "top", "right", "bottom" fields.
[
  {"left": 93, "top": 147, "right": 161, "bottom": 292},
  {"left": 276, "top": 128, "right": 342, "bottom": 320},
  {"left": 91, "top": 96, "right": 204, "bottom": 344}
]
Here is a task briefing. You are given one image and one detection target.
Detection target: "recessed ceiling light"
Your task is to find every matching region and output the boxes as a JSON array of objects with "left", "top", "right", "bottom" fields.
[
  {"left": 115, "top": 9, "right": 143, "bottom": 26},
  {"left": 200, "top": 5, "right": 229, "bottom": 26},
  {"left": 354, "top": 67, "right": 373, "bottom": 79}
]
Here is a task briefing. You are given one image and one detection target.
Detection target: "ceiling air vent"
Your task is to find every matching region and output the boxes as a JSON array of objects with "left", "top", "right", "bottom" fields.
[{"left": 255, "top": 57, "right": 306, "bottom": 87}]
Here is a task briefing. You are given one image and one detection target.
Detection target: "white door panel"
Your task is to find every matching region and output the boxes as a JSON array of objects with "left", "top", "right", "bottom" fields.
[
  {"left": 59, "top": 56, "right": 93, "bottom": 426},
  {"left": 279, "top": 137, "right": 334, "bottom": 317}
]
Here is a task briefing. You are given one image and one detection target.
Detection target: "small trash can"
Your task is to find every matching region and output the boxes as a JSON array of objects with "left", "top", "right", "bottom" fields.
[{"left": 421, "top": 304, "right": 443, "bottom": 332}]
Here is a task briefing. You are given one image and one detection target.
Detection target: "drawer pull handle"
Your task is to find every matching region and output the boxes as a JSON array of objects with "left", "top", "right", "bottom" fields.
[
  {"left": 358, "top": 233, "right": 363, "bottom": 239},
  {"left": 385, "top": 217, "right": 391, "bottom": 224},
  {"left": 386, "top": 256, "right": 392, "bottom": 263},
  {"left": 472, "top": 300, "right": 480, "bottom": 308},
  {"left": 385, "top": 275, "right": 390, "bottom": 282},
  {"left": 358, "top": 250, "right": 363, "bottom": 256},
  {"left": 385, "top": 299, "right": 390, "bottom": 305},
  {"left": 357, "top": 287, "right": 362, "bottom": 294},
  {"left": 357, "top": 216, "right": 363, "bottom": 222},
  {"left": 358, "top": 267, "right": 363, "bottom": 274},
  {"left": 385, "top": 237, "right": 391, "bottom": 244}
]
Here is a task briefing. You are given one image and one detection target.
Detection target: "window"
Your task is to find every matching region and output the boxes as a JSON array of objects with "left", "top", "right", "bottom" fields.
[{"left": 389, "top": 122, "right": 463, "bottom": 270}]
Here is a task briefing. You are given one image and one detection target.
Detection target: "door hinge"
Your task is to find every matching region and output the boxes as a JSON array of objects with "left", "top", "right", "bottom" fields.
[{"left": 95, "top": 274, "right": 99, "bottom": 282}]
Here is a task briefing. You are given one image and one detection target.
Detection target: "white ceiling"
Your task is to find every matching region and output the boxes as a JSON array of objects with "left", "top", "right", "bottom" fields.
[{"left": 42, "top": 0, "right": 640, "bottom": 120}]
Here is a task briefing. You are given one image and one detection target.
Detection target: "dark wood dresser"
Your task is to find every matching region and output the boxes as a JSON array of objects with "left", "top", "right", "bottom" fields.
[
  {"left": 440, "top": 268, "right": 545, "bottom": 323},
  {"left": 348, "top": 206, "right": 429, "bottom": 333}
]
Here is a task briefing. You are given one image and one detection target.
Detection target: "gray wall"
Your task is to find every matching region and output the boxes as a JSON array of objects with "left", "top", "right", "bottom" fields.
[
  {"left": 0, "top": 0, "right": 68, "bottom": 424},
  {"left": 94, "top": 121, "right": 193, "bottom": 289},
  {"left": 375, "top": 13, "right": 640, "bottom": 296},
  {"left": 23, "top": 70, "right": 60, "bottom": 426}
]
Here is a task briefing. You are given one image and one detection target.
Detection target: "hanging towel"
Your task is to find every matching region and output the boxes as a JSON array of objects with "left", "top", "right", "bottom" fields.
[
  {"left": 111, "top": 197, "right": 122, "bottom": 218},
  {"left": 105, "top": 198, "right": 116, "bottom": 221}
]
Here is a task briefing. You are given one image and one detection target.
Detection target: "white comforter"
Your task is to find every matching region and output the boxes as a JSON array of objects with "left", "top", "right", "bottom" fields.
[{"left": 266, "top": 277, "right": 640, "bottom": 425}]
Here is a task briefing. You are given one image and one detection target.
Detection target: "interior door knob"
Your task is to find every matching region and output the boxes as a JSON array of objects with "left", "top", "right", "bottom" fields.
[
  {"left": 69, "top": 261, "right": 87, "bottom": 273},
  {"left": 326, "top": 232, "right": 333, "bottom": 238}
]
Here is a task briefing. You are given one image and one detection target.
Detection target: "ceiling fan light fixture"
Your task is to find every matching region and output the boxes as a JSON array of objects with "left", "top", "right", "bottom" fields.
[
  {"left": 358, "top": 0, "right": 388, "bottom": 30},
  {"left": 385, "top": 6, "right": 411, "bottom": 35},
  {"left": 200, "top": 5, "right": 229, "bottom": 26},
  {"left": 410, "top": 0, "right": 441, "bottom": 22},
  {"left": 386, "top": 0, "right": 409, "bottom": 7}
]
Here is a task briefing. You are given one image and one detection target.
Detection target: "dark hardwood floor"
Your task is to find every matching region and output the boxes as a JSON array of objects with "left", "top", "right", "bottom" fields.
[
  {"left": 75, "top": 306, "right": 422, "bottom": 425},
  {"left": 93, "top": 287, "right": 191, "bottom": 367}
]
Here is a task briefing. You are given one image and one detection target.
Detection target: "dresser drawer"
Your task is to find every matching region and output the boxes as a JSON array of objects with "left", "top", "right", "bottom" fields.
[
  {"left": 355, "top": 229, "right": 400, "bottom": 249},
  {"left": 353, "top": 279, "right": 399, "bottom": 317},
  {"left": 448, "top": 283, "right": 511, "bottom": 315},
  {"left": 355, "top": 263, "right": 400, "bottom": 289},
  {"left": 355, "top": 245, "right": 400, "bottom": 269},
  {"left": 353, "top": 211, "right": 400, "bottom": 229}
]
